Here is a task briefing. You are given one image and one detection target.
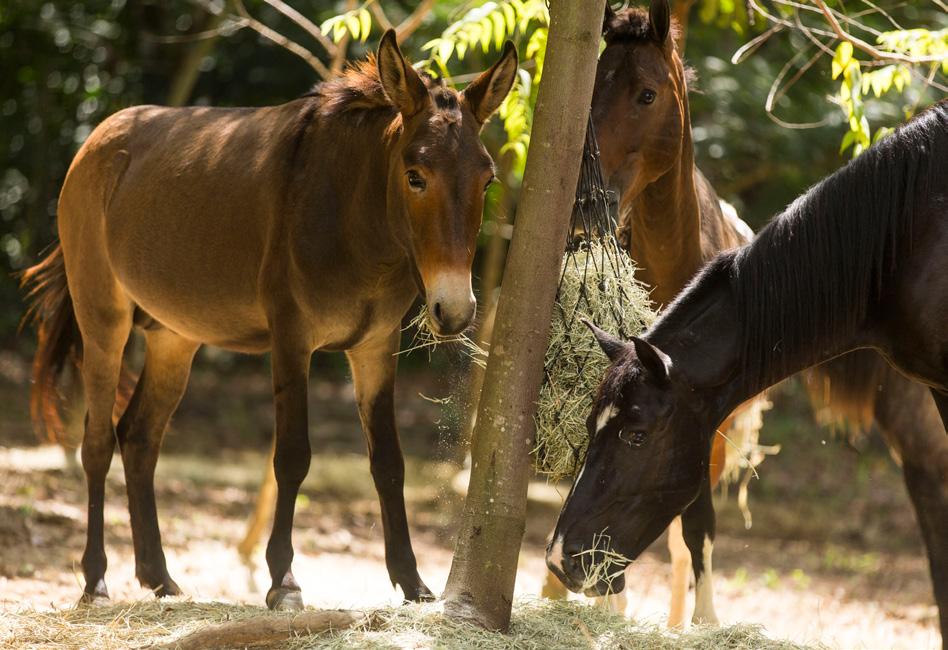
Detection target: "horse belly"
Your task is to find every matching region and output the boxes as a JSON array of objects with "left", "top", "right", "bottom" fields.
[{"left": 105, "top": 185, "right": 272, "bottom": 351}]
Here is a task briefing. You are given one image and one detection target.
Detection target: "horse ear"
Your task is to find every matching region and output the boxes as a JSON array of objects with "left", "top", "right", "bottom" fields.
[
  {"left": 648, "top": 0, "right": 671, "bottom": 45},
  {"left": 631, "top": 336, "right": 671, "bottom": 382},
  {"left": 377, "top": 29, "right": 429, "bottom": 117},
  {"left": 461, "top": 40, "right": 519, "bottom": 125},
  {"left": 603, "top": 3, "right": 618, "bottom": 35},
  {"left": 582, "top": 319, "right": 627, "bottom": 362}
]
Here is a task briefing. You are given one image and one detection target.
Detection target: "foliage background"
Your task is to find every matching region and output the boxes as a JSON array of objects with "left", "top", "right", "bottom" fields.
[{"left": 1, "top": 0, "right": 945, "bottom": 349}]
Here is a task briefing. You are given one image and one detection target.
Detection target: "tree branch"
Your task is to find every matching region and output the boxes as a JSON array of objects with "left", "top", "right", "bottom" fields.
[
  {"left": 812, "top": 0, "right": 945, "bottom": 64},
  {"left": 261, "top": 0, "right": 339, "bottom": 58},
  {"left": 161, "top": 609, "right": 367, "bottom": 650},
  {"left": 394, "top": 0, "right": 436, "bottom": 42},
  {"left": 229, "top": 0, "right": 331, "bottom": 79},
  {"left": 368, "top": 2, "right": 394, "bottom": 32}
]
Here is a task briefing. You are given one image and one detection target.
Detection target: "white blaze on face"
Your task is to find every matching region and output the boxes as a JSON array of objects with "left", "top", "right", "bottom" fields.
[
  {"left": 570, "top": 403, "right": 618, "bottom": 491},
  {"left": 547, "top": 533, "right": 565, "bottom": 569},
  {"left": 692, "top": 535, "right": 720, "bottom": 625},
  {"left": 595, "top": 403, "right": 619, "bottom": 434}
]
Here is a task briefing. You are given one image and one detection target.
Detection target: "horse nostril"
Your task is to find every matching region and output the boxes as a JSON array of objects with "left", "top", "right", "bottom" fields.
[
  {"left": 561, "top": 544, "right": 583, "bottom": 572},
  {"left": 432, "top": 301, "right": 444, "bottom": 324}
]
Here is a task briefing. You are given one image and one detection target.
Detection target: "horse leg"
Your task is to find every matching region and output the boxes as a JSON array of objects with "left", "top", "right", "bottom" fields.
[
  {"left": 263, "top": 329, "right": 312, "bottom": 611},
  {"left": 73, "top": 300, "right": 132, "bottom": 604},
  {"left": 115, "top": 327, "right": 198, "bottom": 597},
  {"left": 347, "top": 331, "right": 433, "bottom": 601},
  {"left": 237, "top": 440, "right": 277, "bottom": 591},
  {"left": 682, "top": 476, "right": 719, "bottom": 625},
  {"left": 666, "top": 516, "right": 690, "bottom": 628},
  {"left": 875, "top": 376, "right": 948, "bottom": 642}
]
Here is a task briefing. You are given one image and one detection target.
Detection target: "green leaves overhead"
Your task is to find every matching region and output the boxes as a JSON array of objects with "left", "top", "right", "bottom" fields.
[
  {"left": 319, "top": 7, "right": 372, "bottom": 44},
  {"left": 422, "top": 1, "right": 549, "bottom": 175}
]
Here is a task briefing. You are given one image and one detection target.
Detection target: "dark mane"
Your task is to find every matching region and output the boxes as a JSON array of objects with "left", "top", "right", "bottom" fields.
[
  {"left": 728, "top": 100, "right": 948, "bottom": 389},
  {"left": 306, "top": 55, "right": 447, "bottom": 119},
  {"left": 602, "top": 7, "right": 695, "bottom": 88}
]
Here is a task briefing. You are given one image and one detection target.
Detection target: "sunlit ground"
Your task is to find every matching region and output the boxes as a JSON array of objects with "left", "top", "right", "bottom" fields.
[{"left": 0, "top": 358, "right": 941, "bottom": 649}]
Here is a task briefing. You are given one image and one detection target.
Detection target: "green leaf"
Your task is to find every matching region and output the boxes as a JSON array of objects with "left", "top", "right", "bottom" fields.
[
  {"left": 832, "top": 41, "right": 853, "bottom": 79},
  {"left": 872, "top": 126, "right": 893, "bottom": 144},
  {"left": 333, "top": 20, "right": 347, "bottom": 43},
  {"left": 437, "top": 39, "right": 454, "bottom": 63},
  {"left": 491, "top": 10, "right": 506, "bottom": 49},
  {"left": 345, "top": 12, "right": 360, "bottom": 40},
  {"left": 839, "top": 129, "right": 856, "bottom": 154},
  {"left": 502, "top": 3, "right": 516, "bottom": 35},
  {"left": 358, "top": 9, "right": 371, "bottom": 43},
  {"left": 479, "top": 16, "right": 493, "bottom": 52}
]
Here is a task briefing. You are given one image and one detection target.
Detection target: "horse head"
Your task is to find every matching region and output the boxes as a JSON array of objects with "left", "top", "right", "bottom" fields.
[{"left": 376, "top": 32, "right": 518, "bottom": 336}]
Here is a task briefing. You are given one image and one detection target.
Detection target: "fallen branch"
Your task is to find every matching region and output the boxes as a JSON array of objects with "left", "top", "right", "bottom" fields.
[{"left": 161, "top": 609, "right": 368, "bottom": 650}]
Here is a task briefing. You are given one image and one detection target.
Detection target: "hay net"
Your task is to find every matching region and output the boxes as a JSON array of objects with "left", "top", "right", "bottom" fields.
[{"left": 533, "top": 118, "right": 655, "bottom": 482}]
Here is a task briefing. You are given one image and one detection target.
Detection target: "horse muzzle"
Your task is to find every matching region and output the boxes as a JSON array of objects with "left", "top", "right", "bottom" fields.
[{"left": 425, "top": 272, "right": 475, "bottom": 336}]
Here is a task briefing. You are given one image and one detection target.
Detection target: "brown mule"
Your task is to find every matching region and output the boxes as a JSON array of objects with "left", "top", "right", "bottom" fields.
[{"left": 22, "top": 30, "right": 518, "bottom": 610}]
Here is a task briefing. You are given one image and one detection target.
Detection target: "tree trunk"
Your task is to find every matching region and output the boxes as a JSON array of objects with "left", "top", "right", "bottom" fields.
[{"left": 442, "top": 0, "right": 606, "bottom": 632}]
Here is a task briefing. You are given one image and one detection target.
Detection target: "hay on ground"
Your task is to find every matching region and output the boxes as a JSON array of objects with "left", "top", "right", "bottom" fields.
[{"left": 0, "top": 597, "right": 824, "bottom": 650}]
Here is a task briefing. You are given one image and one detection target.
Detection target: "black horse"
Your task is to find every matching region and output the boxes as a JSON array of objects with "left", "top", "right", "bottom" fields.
[{"left": 547, "top": 100, "right": 948, "bottom": 641}]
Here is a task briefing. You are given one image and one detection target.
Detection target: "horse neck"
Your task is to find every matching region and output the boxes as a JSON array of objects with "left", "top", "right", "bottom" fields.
[
  {"left": 648, "top": 252, "right": 862, "bottom": 424},
  {"left": 298, "top": 110, "right": 408, "bottom": 267},
  {"left": 623, "top": 98, "right": 703, "bottom": 307}
]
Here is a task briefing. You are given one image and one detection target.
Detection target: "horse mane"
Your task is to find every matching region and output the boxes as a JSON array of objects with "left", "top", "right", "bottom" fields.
[
  {"left": 308, "top": 55, "right": 447, "bottom": 119},
  {"left": 602, "top": 7, "right": 696, "bottom": 88},
  {"left": 728, "top": 100, "right": 948, "bottom": 389}
]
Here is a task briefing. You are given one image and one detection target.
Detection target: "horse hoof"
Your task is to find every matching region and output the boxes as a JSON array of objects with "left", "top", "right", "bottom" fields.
[
  {"left": 267, "top": 587, "right": 304, "bottom": 611},
  {"left": 153, "top": 578, "right": 182, "bottom": 598},
  {"left": 403, "top": 582, "right": 436, "bottom": 603},
  {"left": 78, "top": 580, "right": 110, "bottom": 607}
]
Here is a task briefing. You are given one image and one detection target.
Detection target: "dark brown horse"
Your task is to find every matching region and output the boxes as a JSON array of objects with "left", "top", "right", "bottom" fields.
[
  {"left": 579, "top": 0, "right": 757, "bottom": 625},
  {"left": 21, "top": 31, "right": 518, "bottom": 610},
  {"left": 548, "top": 101, "right": 948, "bottom": 643},
  {"left": 586, "top": 0, "right": 946, "bottom": 629}
]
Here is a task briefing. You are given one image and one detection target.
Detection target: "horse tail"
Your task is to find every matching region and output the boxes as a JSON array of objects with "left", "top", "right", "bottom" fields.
[{"left": 20, "top": 244, "right": 82, "bottom": 443}]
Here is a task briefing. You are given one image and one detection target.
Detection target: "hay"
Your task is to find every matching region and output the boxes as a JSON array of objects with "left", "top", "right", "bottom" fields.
[
  {"left": 0, "top": 598, "right": 823, "bottom": 650},
  {"left": 575, "top": 531, "right": 632, "bottom": 595},
  {"left": 400, "top": 305, "right": 487, "bottom": 369},
  {"left": 533, "top": 236, "right": 655, "bottom": 481}
]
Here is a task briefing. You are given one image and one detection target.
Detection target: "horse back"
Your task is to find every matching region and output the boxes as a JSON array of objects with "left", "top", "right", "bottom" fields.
[{"left": 59, "top": 101, "right": 312, "bottom": 351}]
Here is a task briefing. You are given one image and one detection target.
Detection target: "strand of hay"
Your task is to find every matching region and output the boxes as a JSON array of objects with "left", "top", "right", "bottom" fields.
[{"left": 533, "top": 236, "right": 655, "bottom": 481}]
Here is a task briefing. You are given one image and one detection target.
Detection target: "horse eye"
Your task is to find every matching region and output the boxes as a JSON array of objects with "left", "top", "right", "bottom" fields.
[
  {"left": 620, "top": 429, "right": 648, "bottom": 447},
  {"left": 638, "top": 89, "right": 656, "bottom": 105},
  {"left": 484, "top": 176, "right": 496, "bottom": 193},
  {"left": 406, "top": 170, "right": 426, "bottom": 192}
]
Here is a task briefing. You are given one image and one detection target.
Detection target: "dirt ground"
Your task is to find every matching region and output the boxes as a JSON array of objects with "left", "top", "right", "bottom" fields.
[{"left": 0, "top": 349, "right": 942, "bottom": 649}]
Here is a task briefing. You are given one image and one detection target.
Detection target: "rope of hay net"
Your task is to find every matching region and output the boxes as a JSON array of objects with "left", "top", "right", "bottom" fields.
[{"left": 533, "top": 235, "right": 655, "bottom": 481}]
